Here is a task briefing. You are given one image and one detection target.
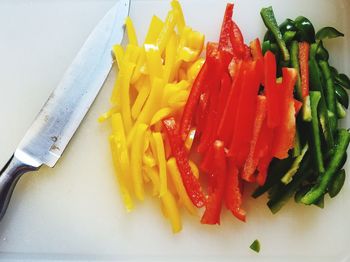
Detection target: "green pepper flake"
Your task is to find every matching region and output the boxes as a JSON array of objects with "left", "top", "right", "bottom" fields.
[{"left": 249, "top": 239, "right": 261, "bottom": 253}]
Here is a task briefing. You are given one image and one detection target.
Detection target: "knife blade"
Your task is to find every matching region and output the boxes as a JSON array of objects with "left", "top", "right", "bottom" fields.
[{"left": 0, "top": 0, "right": 130, "bottom": 220}]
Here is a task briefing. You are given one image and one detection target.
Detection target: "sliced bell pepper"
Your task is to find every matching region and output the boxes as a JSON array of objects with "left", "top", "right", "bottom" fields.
[
  {"left": 163, "top": 117, "right": 206, "bottom": 207},
  {"left": 299, "top": 42, "right": 310, "bottom": 98},
  {"left": 161, "top": 191, "right": 182, "bottom": 233},
  {"left": 218, "top": 3, "right": 234, "bottom": 53},
  {"left": 264, "top": 51, "right": 282, "bottom": 128},
  {"left": 249, "top": 38, "right": 263, "bottom": 61},
  {"left": 242, "top": 95, "right": 267, "bottom": 182},
  {"left": 130, "top": 123, "right": 149, "bottom": 201},
  {"left": 271, "top": 68, "right": 297, "bottom": 159},
  {"left": 167, "top": 158, "right": 197, "bottom": 215},
  {"left": 229, "top": 61, "right": 261, "bottom": 167},
  {"left": 201, "top": 140, "right": 226, "bottom": 225},
  {"left": 217, "top": 60, "right": 244, "bottom": 145},
  {"left": 152, "top": 132, "right": 168, "bottom": 197},
  {"left": 301, "top": 129, "right": 350, "bottom": 205},
  {"left": 230, "top": 21, "right": 245, "bottom": 58},
  {"left": 179, "top": 61, "right": 209, "bottom": 140},
  {"left": 125, "top": 16, "right": 138, "bottom": 46},
  {"left": 225, "top": 162, "right": 246, "bottom": 222}
]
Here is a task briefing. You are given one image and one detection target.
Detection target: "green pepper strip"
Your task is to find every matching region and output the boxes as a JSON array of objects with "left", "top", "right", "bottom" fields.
[
  {"left": 290, "top": 41, "right": 302, "bottom": 100},
  {"left": 260, "top": 6, "right": 290, "bottom": 61},
  {"left": 301, "top": 129, "right": 350, "bottom": 205},
  {"left": 309, "top": 91, "right": 325, "bottom": 173},
  {"left": 309, "top": 58, "right": 334, "bottom": 149},
  {"left": 319, "top": 60, "right": 337, "bottom": 118},
  {"left": 267, "top": 154, "right": 312, "bottom": 213}
]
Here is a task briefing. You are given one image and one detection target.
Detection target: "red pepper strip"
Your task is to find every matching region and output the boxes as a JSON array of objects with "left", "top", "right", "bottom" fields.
[
  {"left": 272, "top": 68, "right": 297, "bottom": 159},
  {"left": 264, "top": 51, "right": 281, "bottom": 128},
  {"left": 299, "top": 42, "right": 310, "bottom": 98},
  {"left": 250, "top": 38, "right": 263, "bottom": 61},
  {"left": 162, "top": 118, "right": 206, "bottom": 207},
  {"left": 218, "top": 3, "right": 234, "bottom": 54},
  {"left": 294, "top": 99, "right": 303, "bottom": 115},
  {"left": 197, "top": 50, "right": 222, "bottom": 153},
  {"left": 217, "top": 61, "right": 244, "bottom": 145},
  {"left": 242, "top": 95, "right": 267, "bottom": 182},
  {"left": 201, "top": 140, "right": 227, "bottom": 225},
  {"left": 217, "top": 72, "right": 232, "bottom": 118},
  {"left": 200, "top": 141, "right": 215, "bottom": 173},
  {"left": 230, "top": 21, "right": 245, "bottom": 58},
  {"left": 195, "top": 91, "right": 209, "bottom": 135},
  {"left": 225, "top": 162, "right": 246, "bottom": 222},
  {"left": 254, "top": 116, "right": 274, "bottom": 160},
  {"left": 229, "top": 61, "right": 261, "bottom": 168},
  {"left": 194, "top": 42, "right": 220, "bottom": 136},
  {"left": 180, "top": 61, "right": 209, "bottom": 141}
]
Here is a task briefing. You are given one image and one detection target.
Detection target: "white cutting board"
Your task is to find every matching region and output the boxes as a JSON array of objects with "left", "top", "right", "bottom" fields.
[{"left": 0, "top": 0, "right": 349, "bottom": 261}]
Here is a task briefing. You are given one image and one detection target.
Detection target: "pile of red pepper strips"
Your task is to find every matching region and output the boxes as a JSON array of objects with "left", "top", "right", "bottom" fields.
[{"left": 162, "top": 3, "right": 303, "bottom": 224}]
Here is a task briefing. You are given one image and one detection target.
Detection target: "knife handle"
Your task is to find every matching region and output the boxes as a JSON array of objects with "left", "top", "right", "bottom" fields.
[{"left": 0, "top": 155, "right": 38, "bottom": 221}]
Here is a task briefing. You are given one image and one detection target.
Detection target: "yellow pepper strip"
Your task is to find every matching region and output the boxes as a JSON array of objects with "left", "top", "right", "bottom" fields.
[
  {"left": 125, "top": 16, "right": 138, "bottom": 46},
  {"left": 98, "top": 107, "right": 119, "bottom": 123},
  {"left": 152, "top": 132, "right": 167, "bottom": 197},
  {"left": 168, "top": 90, "right": 189, "bottom": 108},
  {"left": 143, "top": 166, "right": 160, "bottom": 196},
  {"left": 112, "top": 44, "right": 124, "bottom": 69},
  {"left": 124, "top": 44, "right": 141, "bottom": 64},
  {"left": 131, "top": 81, "right": 151, "bottom": 120},
  {"left": 184, "top": 129, "right": 196, "bottom": 152},
  {"left": 131, "top": 50, "right": 146, "bottom": 85},
  {"left": 150, "top": 107, "right": 172, "bottom": 126},
  {"left": 157, "top": 10, "right": 176, "bottom": 55},
  {"left": 161, "top": 191, "right": 182, "bottom": 233},
  {"left": 130, "top": 123, "right": 148, "bottom": 201},
  {"left": 187, "top": 58, "right": 204, "bottom": 83},
  {"left": 127, "top": 78, "right": 164, "bottom": 146},
  {"left": 109, "top": 137, "right": 134, "bottom": 212},
  {"left": 162, "top": 80, "right": 189, "bottom": 106},
  {"left": 110, "top": 68, "right": 122, "bottom": 106},
  {"left": 144, "top": 46, "right": 163, "bottom": 80},
  {"left": 109, "top": 113, "right": 133, "bottom": 211},
  {"left": 171, "top": 0, "right": 185, "bottom": 34},
  {"left": 143, "top": 152, "right": 156, "bottom": 168},
  {"left": 187, "top": 30, "right": 204, "bottom": 52},
  {"left": 163, "top": 34, "right": 178, "bottom": 83},
  {"left": 145, "top": 15, "right": 164, "bottom": 45},
  {"left": 167, "top": 158, "right": 197, "bottom": 215},
  {"left": 120, "top": 61, "right": 136, "bottom": 133}
]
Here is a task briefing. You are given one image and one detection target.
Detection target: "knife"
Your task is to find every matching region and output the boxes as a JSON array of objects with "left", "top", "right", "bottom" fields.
[{"left": 0, "top": 0, "right": 130, "bottom": 221}]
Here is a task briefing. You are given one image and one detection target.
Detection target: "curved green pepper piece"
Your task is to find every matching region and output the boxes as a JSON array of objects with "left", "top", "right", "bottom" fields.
[
  {"left": 301, "top": 129, "right": 350, "bottom": 205},
  {"left": 335, "top": 73, "right": 350, "bottom": 90},
  {"left": 328, "top": 169, "right": 346, "bottom": 198},
  {"left": 279, "top": 18, "right": 297, "bottom": 34},
  {"left": 316, "top": 26, "right": 344, "bottom": 41},
  {"left": 316, "top": 41, "right": 329, "bottom": 61},
  {"left": 294, "top": 16, "right": 316, "bottom": 43},
  {"left": 260, "top": 6, "right": 290, "bottom": 61},
  {"left": 335, "top": 84, "right": 349, "bottom": 109},
  {"left": 329, "top": 66, "right": 338, "bottom": 78}
]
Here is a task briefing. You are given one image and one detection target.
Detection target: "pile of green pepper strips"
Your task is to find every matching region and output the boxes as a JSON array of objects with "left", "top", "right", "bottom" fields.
[{"left": 252, "top": 6, "right": 350, "bottom": 213}]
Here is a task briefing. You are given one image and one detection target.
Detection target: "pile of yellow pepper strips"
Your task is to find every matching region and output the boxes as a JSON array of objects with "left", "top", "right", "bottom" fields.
[{"left": 99, "top": 0, "right": 205, "bottom": 233}]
